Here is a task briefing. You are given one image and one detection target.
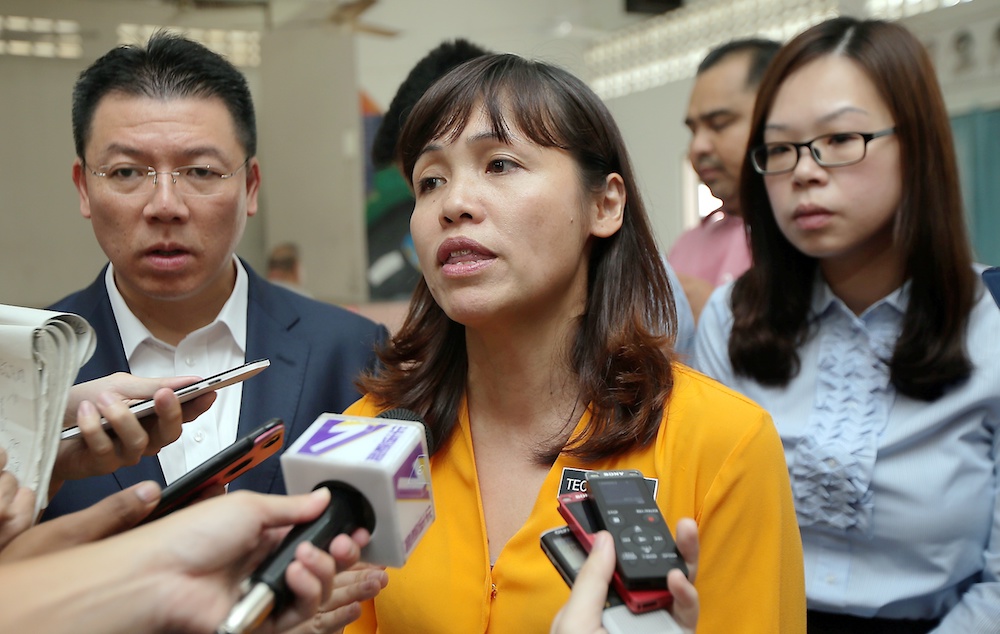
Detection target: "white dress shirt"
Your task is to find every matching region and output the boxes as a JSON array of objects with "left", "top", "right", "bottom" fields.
[{"left": 105, "top": 257, "right": 248, "bottom": 485}]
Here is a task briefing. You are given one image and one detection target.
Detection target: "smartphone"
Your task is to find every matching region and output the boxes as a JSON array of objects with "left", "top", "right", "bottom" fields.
[
  {"left": 60, "top": 358, "right": 271, "bottom": 440},
  {"left": 585, "top": 470, "right": 687, "bottom": 589},
  {"left": 982, "top": 267, "right": 1000, "bottom": 309},
  {"left": 557, "top": 491, "right": 673, "bottom": 613},
  {"left": 540, "top": 526, "right": 683, "bottom": 634},
  {"left": 142, "top": 418, "right": 285, "bottom": 523}
]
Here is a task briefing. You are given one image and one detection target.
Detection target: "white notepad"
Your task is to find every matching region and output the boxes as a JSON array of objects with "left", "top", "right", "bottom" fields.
[{"left": 0, "top": 304, "right": 95, "bottom": 516}]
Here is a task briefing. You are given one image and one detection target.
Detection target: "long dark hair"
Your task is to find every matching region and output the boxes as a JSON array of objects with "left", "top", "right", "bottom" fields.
[
  {"left": 731, "top": 17, "right": 975, "bottom": 400},
  {"left": 359, "top": 53, "right": 677, "bottom": 462}
]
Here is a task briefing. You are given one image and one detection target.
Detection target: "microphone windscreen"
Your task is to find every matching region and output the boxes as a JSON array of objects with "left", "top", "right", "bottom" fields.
[
  {"left": 377, "top": 408, "right": 423, "bottom": 422},
  {"left": 377, "top": 408, "right": 434, "bottom": 453}
]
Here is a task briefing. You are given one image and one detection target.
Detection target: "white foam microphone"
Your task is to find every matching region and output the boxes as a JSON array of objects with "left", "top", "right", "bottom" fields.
[
  {"left": 280, "top": 408, "right": 435, "bottom": 566},
  {"left": 217, "top": 409, "right": 434, "bottom": 634}
]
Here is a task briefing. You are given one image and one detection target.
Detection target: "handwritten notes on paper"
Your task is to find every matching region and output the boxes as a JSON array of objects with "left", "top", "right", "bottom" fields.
[{"left": 0, "top": 305, "right": 95, "bottom": 516}]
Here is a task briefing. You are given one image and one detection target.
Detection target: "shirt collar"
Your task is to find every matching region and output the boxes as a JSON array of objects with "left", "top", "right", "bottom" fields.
[
  {"left": 104, "top": 255, "right": 249, "bottom": 358},
  {"left": 809, "top": 270, "right": 910, "bottom": 321}
]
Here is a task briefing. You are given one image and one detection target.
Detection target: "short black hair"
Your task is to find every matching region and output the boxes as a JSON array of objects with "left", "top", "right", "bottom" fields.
[
  {"left": 370, "top": 38, "right": 490, "bottom": 168},
  {"left": 72, "top": 30, "right": 256, "bottom": 159},
  {"left": 697, "top": 38, "right": 781, "bottom": 90}
]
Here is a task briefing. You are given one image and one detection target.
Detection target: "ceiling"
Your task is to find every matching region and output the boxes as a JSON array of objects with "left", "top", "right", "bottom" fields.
[
  {"left": 343, "top": 0, "right": 653, "bottom": 106},
  {"left": 7, "top": 0, "right": 659, "bottom": 107}
]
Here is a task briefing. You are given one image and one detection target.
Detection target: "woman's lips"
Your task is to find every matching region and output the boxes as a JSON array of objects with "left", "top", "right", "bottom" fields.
[
  {"left": 437, "top": 238, "right": 496, "bottom": 276},
  {"left": 792, "top": 206, "right": 833, "bottom": 231}
]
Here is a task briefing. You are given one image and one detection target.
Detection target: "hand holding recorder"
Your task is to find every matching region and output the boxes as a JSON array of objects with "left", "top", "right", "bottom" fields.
[
  {"left": 557, "top": 470, "right": 688, "bottom": 614},
  {"left": 550, "top": 523, "right": 699, "bottom": 634},
  {"left": 548, "top": 469, "right": 699, "bottom": 634}
]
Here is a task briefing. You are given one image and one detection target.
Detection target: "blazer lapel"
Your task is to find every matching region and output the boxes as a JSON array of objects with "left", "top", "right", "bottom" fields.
[{"left": 230, "top": 265, "right": 309, "bottom": 494}]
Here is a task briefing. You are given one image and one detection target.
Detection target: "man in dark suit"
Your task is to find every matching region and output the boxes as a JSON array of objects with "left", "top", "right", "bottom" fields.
[{"left": 44, "top": 32, "right": 388, "bottom": 519}]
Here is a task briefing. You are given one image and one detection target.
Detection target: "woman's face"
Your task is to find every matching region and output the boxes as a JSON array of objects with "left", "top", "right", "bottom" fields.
[
  {"left": 763, "top": 55, "right": 902, "bottom": 269},
  {"left": 408, "top": 105, "right": 623, "bottom": 330}
]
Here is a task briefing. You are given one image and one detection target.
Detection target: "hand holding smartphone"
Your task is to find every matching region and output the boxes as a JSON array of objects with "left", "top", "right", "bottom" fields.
[
  {"left": 60, "top": 359, "right": 270, "bottom": 441},
  {"left": 143, "top": 418, "right": 286, "bottom": 523}
]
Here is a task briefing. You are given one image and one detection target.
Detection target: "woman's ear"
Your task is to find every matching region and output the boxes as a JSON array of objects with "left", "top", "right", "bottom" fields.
[{"left": 591, "top": 173, "right": 626, "bottom": 238}]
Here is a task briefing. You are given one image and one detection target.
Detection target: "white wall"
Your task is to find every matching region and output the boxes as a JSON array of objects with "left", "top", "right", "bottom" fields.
[
  {"left": 0, "top": 0, "right": 132, "bottom": 309},
  {"left": 0, "top": 40, "right": 103, "bottom": 308},
  {"left": 902, "top": 0, "right": 1000, "bottom": 115},
  {"left": 257, "top": 26, "right": 368, "bottom": 303},
  {"left": 607, "top": 76, "right": 696, "bottom": 252}
]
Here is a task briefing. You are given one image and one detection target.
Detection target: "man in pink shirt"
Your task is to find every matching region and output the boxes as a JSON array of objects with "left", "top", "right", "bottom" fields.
[{"left": 670, "top": 39, "right": 780, "bottom": 320}]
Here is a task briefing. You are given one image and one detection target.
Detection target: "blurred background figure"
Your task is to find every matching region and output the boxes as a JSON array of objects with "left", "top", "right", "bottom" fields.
[
  {"left": 267, "top": 242, "right": 312, "bottom": 298},
  {"left": 671, "top": 38, "right": 780, "bottom": 322}
]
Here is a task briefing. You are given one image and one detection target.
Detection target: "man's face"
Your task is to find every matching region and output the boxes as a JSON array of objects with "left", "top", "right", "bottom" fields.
[
  {"left": 684, "top": 53, "right": 758, "bottom": 211},
  {"left": 72, "top": 94, "right": 260, "bottom": 309}
]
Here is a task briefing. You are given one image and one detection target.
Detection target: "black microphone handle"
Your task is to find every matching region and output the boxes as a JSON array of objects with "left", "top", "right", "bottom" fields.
[{"left": 252, "top": 481, "right": 375, "bottom": 614}]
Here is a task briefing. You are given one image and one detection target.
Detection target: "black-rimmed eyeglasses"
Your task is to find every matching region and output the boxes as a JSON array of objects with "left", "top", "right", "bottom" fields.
[{"left": 750, "top": 127, "right": 896, "bottom": 175}]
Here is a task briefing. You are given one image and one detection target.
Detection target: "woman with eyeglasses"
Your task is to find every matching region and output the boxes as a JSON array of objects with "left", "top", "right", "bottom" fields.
[{"left": 694, "top": 17, "right": 1000, "bottom": 633}]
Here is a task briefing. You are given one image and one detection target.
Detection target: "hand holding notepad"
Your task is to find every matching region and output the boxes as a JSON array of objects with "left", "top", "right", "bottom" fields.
[{"left": 0, "top": 304, "right": 95, "bottom": 516}]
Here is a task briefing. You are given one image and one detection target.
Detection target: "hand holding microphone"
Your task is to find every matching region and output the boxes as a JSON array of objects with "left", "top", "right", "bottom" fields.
[{"left": 219, "top": 409, "right": 434, "bottom": 634}]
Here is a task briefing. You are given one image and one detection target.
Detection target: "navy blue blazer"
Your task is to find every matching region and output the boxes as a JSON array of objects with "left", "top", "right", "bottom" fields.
[{"left": 43, "top": 261, "right": 389, "bottom": 520}]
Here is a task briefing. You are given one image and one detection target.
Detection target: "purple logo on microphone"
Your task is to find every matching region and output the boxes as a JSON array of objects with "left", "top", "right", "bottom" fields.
[
  {"left": 394, "top": 445, "right": 431, "bottom": 500},
  {"left": 297, "top": 417, "right": 387, "bottom": 455}
]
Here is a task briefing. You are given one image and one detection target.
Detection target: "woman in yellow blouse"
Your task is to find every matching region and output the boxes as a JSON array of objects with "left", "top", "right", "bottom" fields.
[{"left": 344, "top": 53, "right": 805, "bottom": 633}]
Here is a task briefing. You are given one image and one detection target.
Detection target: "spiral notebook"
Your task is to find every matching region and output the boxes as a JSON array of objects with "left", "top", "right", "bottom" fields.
[{"left": 0, "top": 304, "right": 95, "bottom": 515}]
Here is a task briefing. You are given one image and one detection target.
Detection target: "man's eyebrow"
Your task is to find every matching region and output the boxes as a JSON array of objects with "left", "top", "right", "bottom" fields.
[
  {"left": 99, "top": 143, "right": 142, "bottom": 159},
  {"left": 699, "top": 109, "right": 736, "bottom": 122},
  {"left": 96, "top": 144, "right": 230, "bottom": 164},
  {"left": 685, "top": 109, "right": 736, "bottom": 127},
  {"left": 179, "top": 146, "right": 230, "bottom": 163}
]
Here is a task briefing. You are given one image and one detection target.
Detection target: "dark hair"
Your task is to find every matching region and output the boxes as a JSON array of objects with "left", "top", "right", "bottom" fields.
[
  {"left": 360, "top": 53, "right": 677, "bottom": 462},
  {"left": 72, "top": 31, "right": 256, "bottom": 159},
  {"left": 370, "top": 38, "right": 490, "bottom": 168},
  {"left": 697, "top": 38, "right": 781, "bottom": 89},
  {"left": 731, "top": 16, "right": 976, "bottom": 401}
]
